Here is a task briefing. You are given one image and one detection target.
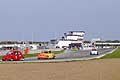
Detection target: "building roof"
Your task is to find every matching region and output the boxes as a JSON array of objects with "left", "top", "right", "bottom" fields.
[
  {"left": 69, "top": 31, "right": 85, "bottom": 33},
  {"left": 66, "top": 34, "right": 84, "bottom": 37}
]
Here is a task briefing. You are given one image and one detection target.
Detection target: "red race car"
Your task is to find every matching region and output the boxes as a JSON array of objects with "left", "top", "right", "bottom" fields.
[{"left": 2, "top": 50, "right": 24, "bottom": 61}]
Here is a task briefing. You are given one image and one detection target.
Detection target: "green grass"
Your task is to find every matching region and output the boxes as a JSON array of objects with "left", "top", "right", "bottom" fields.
[
  {"left": 52, "top": 50, "right": 64, "bottom": 54},
  {"left": 23, "top": 50, "right": 65, "bottom": 58},
  {"left": 24, "top": 53, "right": 38, "bottom": 58},
  {"left": 102, "top": 48, "right": 120, "bottom": 59},
  {"left": 0, "top": 56, "right": 3, "bottom": 59},
  {"left": 71, "top": 48, "right": 79, "bottom": 52}
]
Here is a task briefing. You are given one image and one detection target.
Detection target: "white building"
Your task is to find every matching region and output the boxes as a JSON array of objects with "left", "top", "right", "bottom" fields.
[
  {"left": 91, "top": 38, "right": 102, "bottom": 42},
  {"left": 55, "top": 31, "right": 85, "bottom": 48},
  {"left": 0, "top": 44, "right": 39, "bottom": 50}
]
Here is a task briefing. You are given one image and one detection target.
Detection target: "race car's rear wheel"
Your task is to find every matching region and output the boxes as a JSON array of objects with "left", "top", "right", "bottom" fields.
[
  {"left": 37, "top": 58, "right": 40, "bottom": 60},
  {"left": 10, "top": 59, "right": 13, "bottom": 61},
  {"left": 21, "top": 58, "right": 24, "bottom": 61},
  {"left": 52, "top": 56, "right": 55, "bottom": 59},
  {"left": 2, "top": 59, "right": 6, "bottom": 61},
  {"left": 90, "top": 52, "right": 92, "bottom": 55},
  {"left": 97, "top": 52, "right": 99, "bottom": 55}
]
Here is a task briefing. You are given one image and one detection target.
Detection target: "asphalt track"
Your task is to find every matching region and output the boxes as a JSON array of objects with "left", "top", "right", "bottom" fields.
[
  {"left": 0, "top": 48, "right": 114, "bottom": 63},
  {"left": 22, "top": 48, "right": 114, "bottom": 62}
]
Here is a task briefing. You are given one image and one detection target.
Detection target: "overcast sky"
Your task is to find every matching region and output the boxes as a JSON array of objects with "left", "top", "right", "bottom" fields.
[{"left": 0, "top": 0, "right": 120, "bottom": 41}]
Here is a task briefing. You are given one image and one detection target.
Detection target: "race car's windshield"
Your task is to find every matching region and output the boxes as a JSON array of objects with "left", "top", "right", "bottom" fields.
[
  {"left": 44, "top": 51, "right": 51, "bottom": 53},
  {"left": 92, "top": 49, "right": 96, "bottom": 51},
  {"left": 44, "top": 51, "right": 49, "bottom": 53},
  {"left": 6, "top": 51, "right": 12, "bottom": 54}
]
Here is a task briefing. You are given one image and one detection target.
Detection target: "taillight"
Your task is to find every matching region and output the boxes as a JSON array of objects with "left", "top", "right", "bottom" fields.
[{"left": 15, "top": 56, "right": 17, "bottom": 58}]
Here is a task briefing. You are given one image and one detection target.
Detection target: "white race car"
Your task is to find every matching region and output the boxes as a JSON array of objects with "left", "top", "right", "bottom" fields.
[{"left": 90, "top": 49, "right": 99, "bottom": 55}]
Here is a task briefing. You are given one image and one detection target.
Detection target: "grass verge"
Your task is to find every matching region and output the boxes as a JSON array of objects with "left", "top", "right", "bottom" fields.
[
  {"left": 101, "top": 48, "right": 120, "bottom": 59},
  {"left": 22, "top": 50, "right": 64, "bottom": 58},
  {"left": 0, "top": 50, "right": 64, "bottom": 59}
]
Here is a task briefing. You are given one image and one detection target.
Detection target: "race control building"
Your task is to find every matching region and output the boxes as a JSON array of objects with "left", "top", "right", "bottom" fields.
[{"left": 55, "top": 31, "right": 85, "bottom": 49}]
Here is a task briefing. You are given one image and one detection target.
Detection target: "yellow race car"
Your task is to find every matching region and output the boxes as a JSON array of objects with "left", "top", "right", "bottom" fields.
[{"left": 37, "top": 51, "right": 55, "bottom": 59}]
